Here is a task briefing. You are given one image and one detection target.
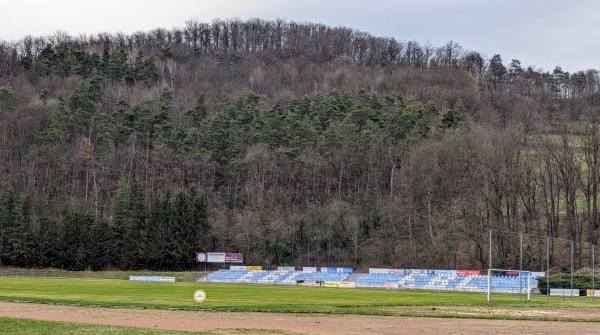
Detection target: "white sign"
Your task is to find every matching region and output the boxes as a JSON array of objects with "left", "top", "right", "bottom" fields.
[
  {"left": 207, "top": 252, "right": 225, "bottom": 262},
  {"left": 196, "top": 252, "right": 244, "bottom": 263},
  {"left": 193, "top": 289, "right": 207, "bottom": 303},
  {"left": 129, "top": 276, "right": 175, "bottom": 283}
]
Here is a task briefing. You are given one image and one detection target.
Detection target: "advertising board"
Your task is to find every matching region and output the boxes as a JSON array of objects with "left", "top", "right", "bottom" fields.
[
  {"left": 435, "top": 270, "right": 457, "bottom": 276},
  {"left": 301, "top": 281, "right": 321, "bottom": 287},
  {"left": 587, "top": 290, "right": 600, "bottom": 297},
  {"left": 323, "top": 281, "right": 340, "bottom": 288},
  {"left": 456, "top": 270, "right": 481, "bottom": 276},
  {"left": 225, "top": 253, "right": 244, "bottom": 263},
  {"left": 369, "top": 268, "right": 390, "bottom": 274},
  {"left": 129, "top": 276, "right": 175, "bottom": 283},
  {"left": 549, "top": 288, "right": 581, "bottom": 296},
  {"left": 196, "top": 252, "right": 244, "bottom": 263}
]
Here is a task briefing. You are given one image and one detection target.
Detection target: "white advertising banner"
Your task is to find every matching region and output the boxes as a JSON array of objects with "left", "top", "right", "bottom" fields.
[
  {"left": 207, "top": 252, "right": 226, "bottom": 262},
  {"left": 129, "top": 276, "right": 175, "bottom": 282},
  {"left": 196, "top": 252, "right": 244, "bottom": 263}
]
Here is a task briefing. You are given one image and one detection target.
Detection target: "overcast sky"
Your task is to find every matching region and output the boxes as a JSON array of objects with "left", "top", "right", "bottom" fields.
[{"left": 1, "top": 0, "right": 598, "bottom": 73}]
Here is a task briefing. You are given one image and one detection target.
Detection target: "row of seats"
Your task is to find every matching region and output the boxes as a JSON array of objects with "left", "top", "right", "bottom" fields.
[
  {"left": 355, "top": 272, "right": 538, "bottom": 292},
  {"left": 203, "top": 269, "right": 350, "bottom": 285},
  {"left": 203, "top": 269, "right": 539, "bottom": 293}
]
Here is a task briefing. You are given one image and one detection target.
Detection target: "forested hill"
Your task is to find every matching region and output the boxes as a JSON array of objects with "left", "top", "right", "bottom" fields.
[{"left": 0, "top": 18, "right": 599, "bottom": 271}]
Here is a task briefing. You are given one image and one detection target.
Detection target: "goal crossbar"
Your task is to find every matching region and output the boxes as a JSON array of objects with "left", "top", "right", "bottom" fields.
[{"left": 486, "top": 268, "right": 535, "bottom": 302}]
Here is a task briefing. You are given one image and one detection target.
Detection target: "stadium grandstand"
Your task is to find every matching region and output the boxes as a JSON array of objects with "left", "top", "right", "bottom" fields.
[{"left": 201, "top": 266, "right": 544, "bottom": 293}]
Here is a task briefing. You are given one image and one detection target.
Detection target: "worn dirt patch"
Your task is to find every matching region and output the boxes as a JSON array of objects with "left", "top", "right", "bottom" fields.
[
  {"left": 1, "top": 301, "right": 600, "bottom": 335},
  {"left": 399, "top": 305, "right": 600, "bottom": 319}
]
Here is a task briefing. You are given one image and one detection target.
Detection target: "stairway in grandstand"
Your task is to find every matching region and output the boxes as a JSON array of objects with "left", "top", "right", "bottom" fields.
[{"left": 344, "top": 273, "right": 364, "bottom": 282}]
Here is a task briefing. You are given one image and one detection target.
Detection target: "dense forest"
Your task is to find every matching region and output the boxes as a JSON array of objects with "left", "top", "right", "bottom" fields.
[{"left": 1, "top": 18, "right": 600, "bottom": 271}]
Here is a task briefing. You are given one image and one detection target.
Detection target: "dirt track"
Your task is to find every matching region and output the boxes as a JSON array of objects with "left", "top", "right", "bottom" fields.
[{"left": 2, "top": 301, "right": 600, "bottom": 335}]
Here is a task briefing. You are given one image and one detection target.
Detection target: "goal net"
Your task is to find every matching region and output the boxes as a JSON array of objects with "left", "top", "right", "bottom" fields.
[{"left": 487, "top": 229, "right": 597, "bottom": 304}]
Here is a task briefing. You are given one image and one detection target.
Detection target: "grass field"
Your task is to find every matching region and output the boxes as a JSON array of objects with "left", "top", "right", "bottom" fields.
[
  {"left": 2, "top": 276, "right": 600, "bottom": 334},
  {"left": 0, "top": 268, "right": 207, "bottom": 282},
  {"left": 0, "top": 277, "right": 599, "bottom": 317},
  {"left": 0, "top": 317, "right": 214, "bottom": 335}
]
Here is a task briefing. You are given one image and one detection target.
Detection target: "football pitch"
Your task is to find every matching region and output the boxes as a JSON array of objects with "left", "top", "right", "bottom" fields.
[
  {"left": 0, "top": 277, "right": 598, "bottom": 315},
  {"left": 1, "top": 277, "right": 600, "bottom": 334}
]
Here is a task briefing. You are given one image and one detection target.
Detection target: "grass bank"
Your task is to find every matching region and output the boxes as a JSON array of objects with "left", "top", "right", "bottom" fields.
[{"left": 0, "top": 317, "right": 215, "bottom": 335}]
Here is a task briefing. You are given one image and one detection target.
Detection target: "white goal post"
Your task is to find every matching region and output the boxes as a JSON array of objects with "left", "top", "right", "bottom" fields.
[
  {"left": 486, "top": 268, "right": 535, "bottom": 302},
  {"left": 487, "top": 229, "right": 597, "bottom": 304}
]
